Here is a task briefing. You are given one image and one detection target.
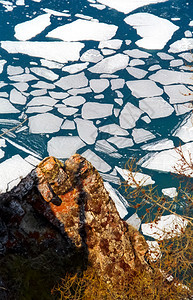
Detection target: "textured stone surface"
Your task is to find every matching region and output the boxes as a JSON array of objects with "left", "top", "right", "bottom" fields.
[
  {"left": 0, "top": 154, "right": 149, "bottom": 289},
  {"left": 35, "top": 154, "right": 149, "bottom": 284}
]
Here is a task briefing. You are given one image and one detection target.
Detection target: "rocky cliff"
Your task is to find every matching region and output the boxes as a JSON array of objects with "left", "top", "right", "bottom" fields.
[{"left": 0, "top": 154, "right": 149, "bottom": 298}]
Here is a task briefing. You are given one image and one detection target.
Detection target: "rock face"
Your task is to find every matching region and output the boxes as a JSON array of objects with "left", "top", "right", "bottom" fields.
[{"left": 0, "top": 154, "right": 149, "bottom": 294}]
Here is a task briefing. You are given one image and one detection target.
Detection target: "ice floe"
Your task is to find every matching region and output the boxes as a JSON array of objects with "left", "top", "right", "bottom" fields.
[
  {"left": 10, "top": 88, "right": 26, "bottom": 105},
  {"left": 90, "top": 79, "right": 109, "bottom": 93},
  {"left": 75, "top": 13, "right": 93, "bottom": 20},
  {"left": 49, "top": 91, "right": 69, "bottom": 99},
  {"left": 141, "top": 139, "right": 174, "bottom": 151},
  {"left": 62, "top": 96, "right": 86, "bottom": 107},
  {"left": 13, "top": 82, "right": 29, "bottom": 91},
  {"left": 68, "top": 87, "right": 92, "bottom": 96},
  {"left": 55, "top": 72, "right": 88, "bottom": 90},
  {"left": 173, "top": 114, "right": 193, "bottom": 142},
  {"left": 107, "top": 136, "right": 134, "bottom": 148},
  {"left": 30, "top": 89, "right": 47, "bottom": 96},
  {"left": 119, "top": 103, "right": 143, "bottom": 129},
  {"left": 57, "top": 106, "right": 78, "bottom": 116},
  {"left": 26, "top": 106, "right": 53, "bottom": 114},
  {"left": 132, "top": 128, "right": 156, "bottom": 144},
  {"left": 138, "top": 141, "right": 193, "bottom": 175},
  {"left": 46, "top": 19, "right": 117, "bottom": 41},
  {"left": 62, "top": 62, "right": 89, "bottom": 74},
  {"left": 178, "top": 52, "right": 193, "bottom": 63},
  {"left": 139, "top": 97, "right": 174, "bottom": 119},
  {"left": 149, "top": 70, "right": 193, "bottom": 85},
  {"left": 7, "top": 65, "right": 24, "bottom": 76},
  {"left": 169, "top": 38, "right": 193, "bottom": 53},
  {"left": 162, "top": 187, "right": 177, "bottom": 198},
  {"left": 27, "top": 96, "right": 57, "bottom": 107},
  {"left": 61, "top": 120, "right": 75, "bottom": 130},
  {"left": 110, "top": 79, "right": 125, "bottom": 90},
  {"left": 99, "top": 39, "right": 122, "bottom": 49},
  {"left": 126, "top": 80, "right": 163, "bottom": 98},
  {"left": 90, "top": 3, "right": 106, "bottom": 10},
  {"left": 32, "top": 81, "right": 55, "bottom": 89},
  {"left": 126, "top": 67, "right": 147, "bottom": 79},
  {"left": 94, "top": 94, "right": 104, "bottom": 99},
  {"left": 184, "top": 30, "right": 192, "bottom": 37},
  {"left": 24, "top": 155, "right": 41, "bottom": 167},
  {"left": 99, "top": 123, "right": 129, "bottom": 136},
  {"left": 28, "top": 113, "right": 63, "bottom": 133},
  {"left": 82, "top": 149, "right": 111, "bottom": 172},
  {"left": 75, "top": 118, "right": 98, "bottom": 144},
  {"left": 114, "top": 108, "right": 120, "bottom": 117},
  {"left": 1, "top": 41, "right": 84, "bottom": 63},
  {"left": 124, "top": 49, "right": 151, "bottom": 58},
  {"left": 40, "top": 59, "right": 63, "bottom": 69},
  {"left": 129, "top": 59, "right": 145, "bottom": 67},
  {"left": 95, "top": 139, "right": 117, "bottom": 154},
  {"left": 157, "top": 52, "right": 174, "bottom": 60},
  {"left": 80, "top": 49, "right": 103, "bottom": 63},
  {"left": 96, "top": 0, "right": 169, "bottom": 14},
  {"left": 164, "top": 84, "right": 193, "bottom": 104},
  {"left": 174, "top": 103, "right": 192, "bottom": 116},
  {"left": 124, "top": 13, "right": 179, "bottom": 50},
  {"left": 0, "top": 60, "right": 6, "bottom": 73},
  {"left": 115, "top": 90, "right": 123, "bottom": 98},
  {"left": 0, "top": 98, "right": 19, "bottom": 113},
  {"left": 0, "top": 148, "right": 4, "bottom": 159},
  {"left": 114, "top": 98, "right": 123, "bottom": 106},
  {"left": 170, "top": 59, "right": 183, "bottom": 67},
  {"left": 82, "top": 102, "right": 113, "bottom": 119},
  {"left": 47, "top": 136, "right": 85, "bottom": 158},
  {"left": 148, "top": 64, "right": 161, "bottom": 71},
  {"left": 101, "top": 49, "right": 116, "bottom": 56},
  {"left": 142, "top": 116, "right": 151, "bottom": 123},
  {"left": 14, "top": 14, "right": 51, "bottom": 41},
  {"left": 142, "top": 214, "right": 188, "bottom": 240},
  {"left": 0, "top": 155, "right": 34, "bottom": 193},
  {"left": 88, "top": 54, "right": 129, "bottom": 74},
  {"left": 30, "top": 67, "right": 59, "bottom": 81},
  {"left": 101, "top": 172, "right": 121, "bottom": 185},
  {"left": 43, "top": 8, "right": 70, "bottom": 17},
  {"left": 9, "top": 73, "right": 37, "bottom": 82},
  {"left": 0, "top": 139, "right": 6, "bottom": 148},
  {"left": 115, "top": 166, "right": 155, "bottom": 187}
]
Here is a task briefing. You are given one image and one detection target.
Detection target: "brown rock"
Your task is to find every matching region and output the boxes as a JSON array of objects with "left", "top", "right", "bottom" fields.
[{"left": 35, "top": 154, "right": 149, "bottom": 285}]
